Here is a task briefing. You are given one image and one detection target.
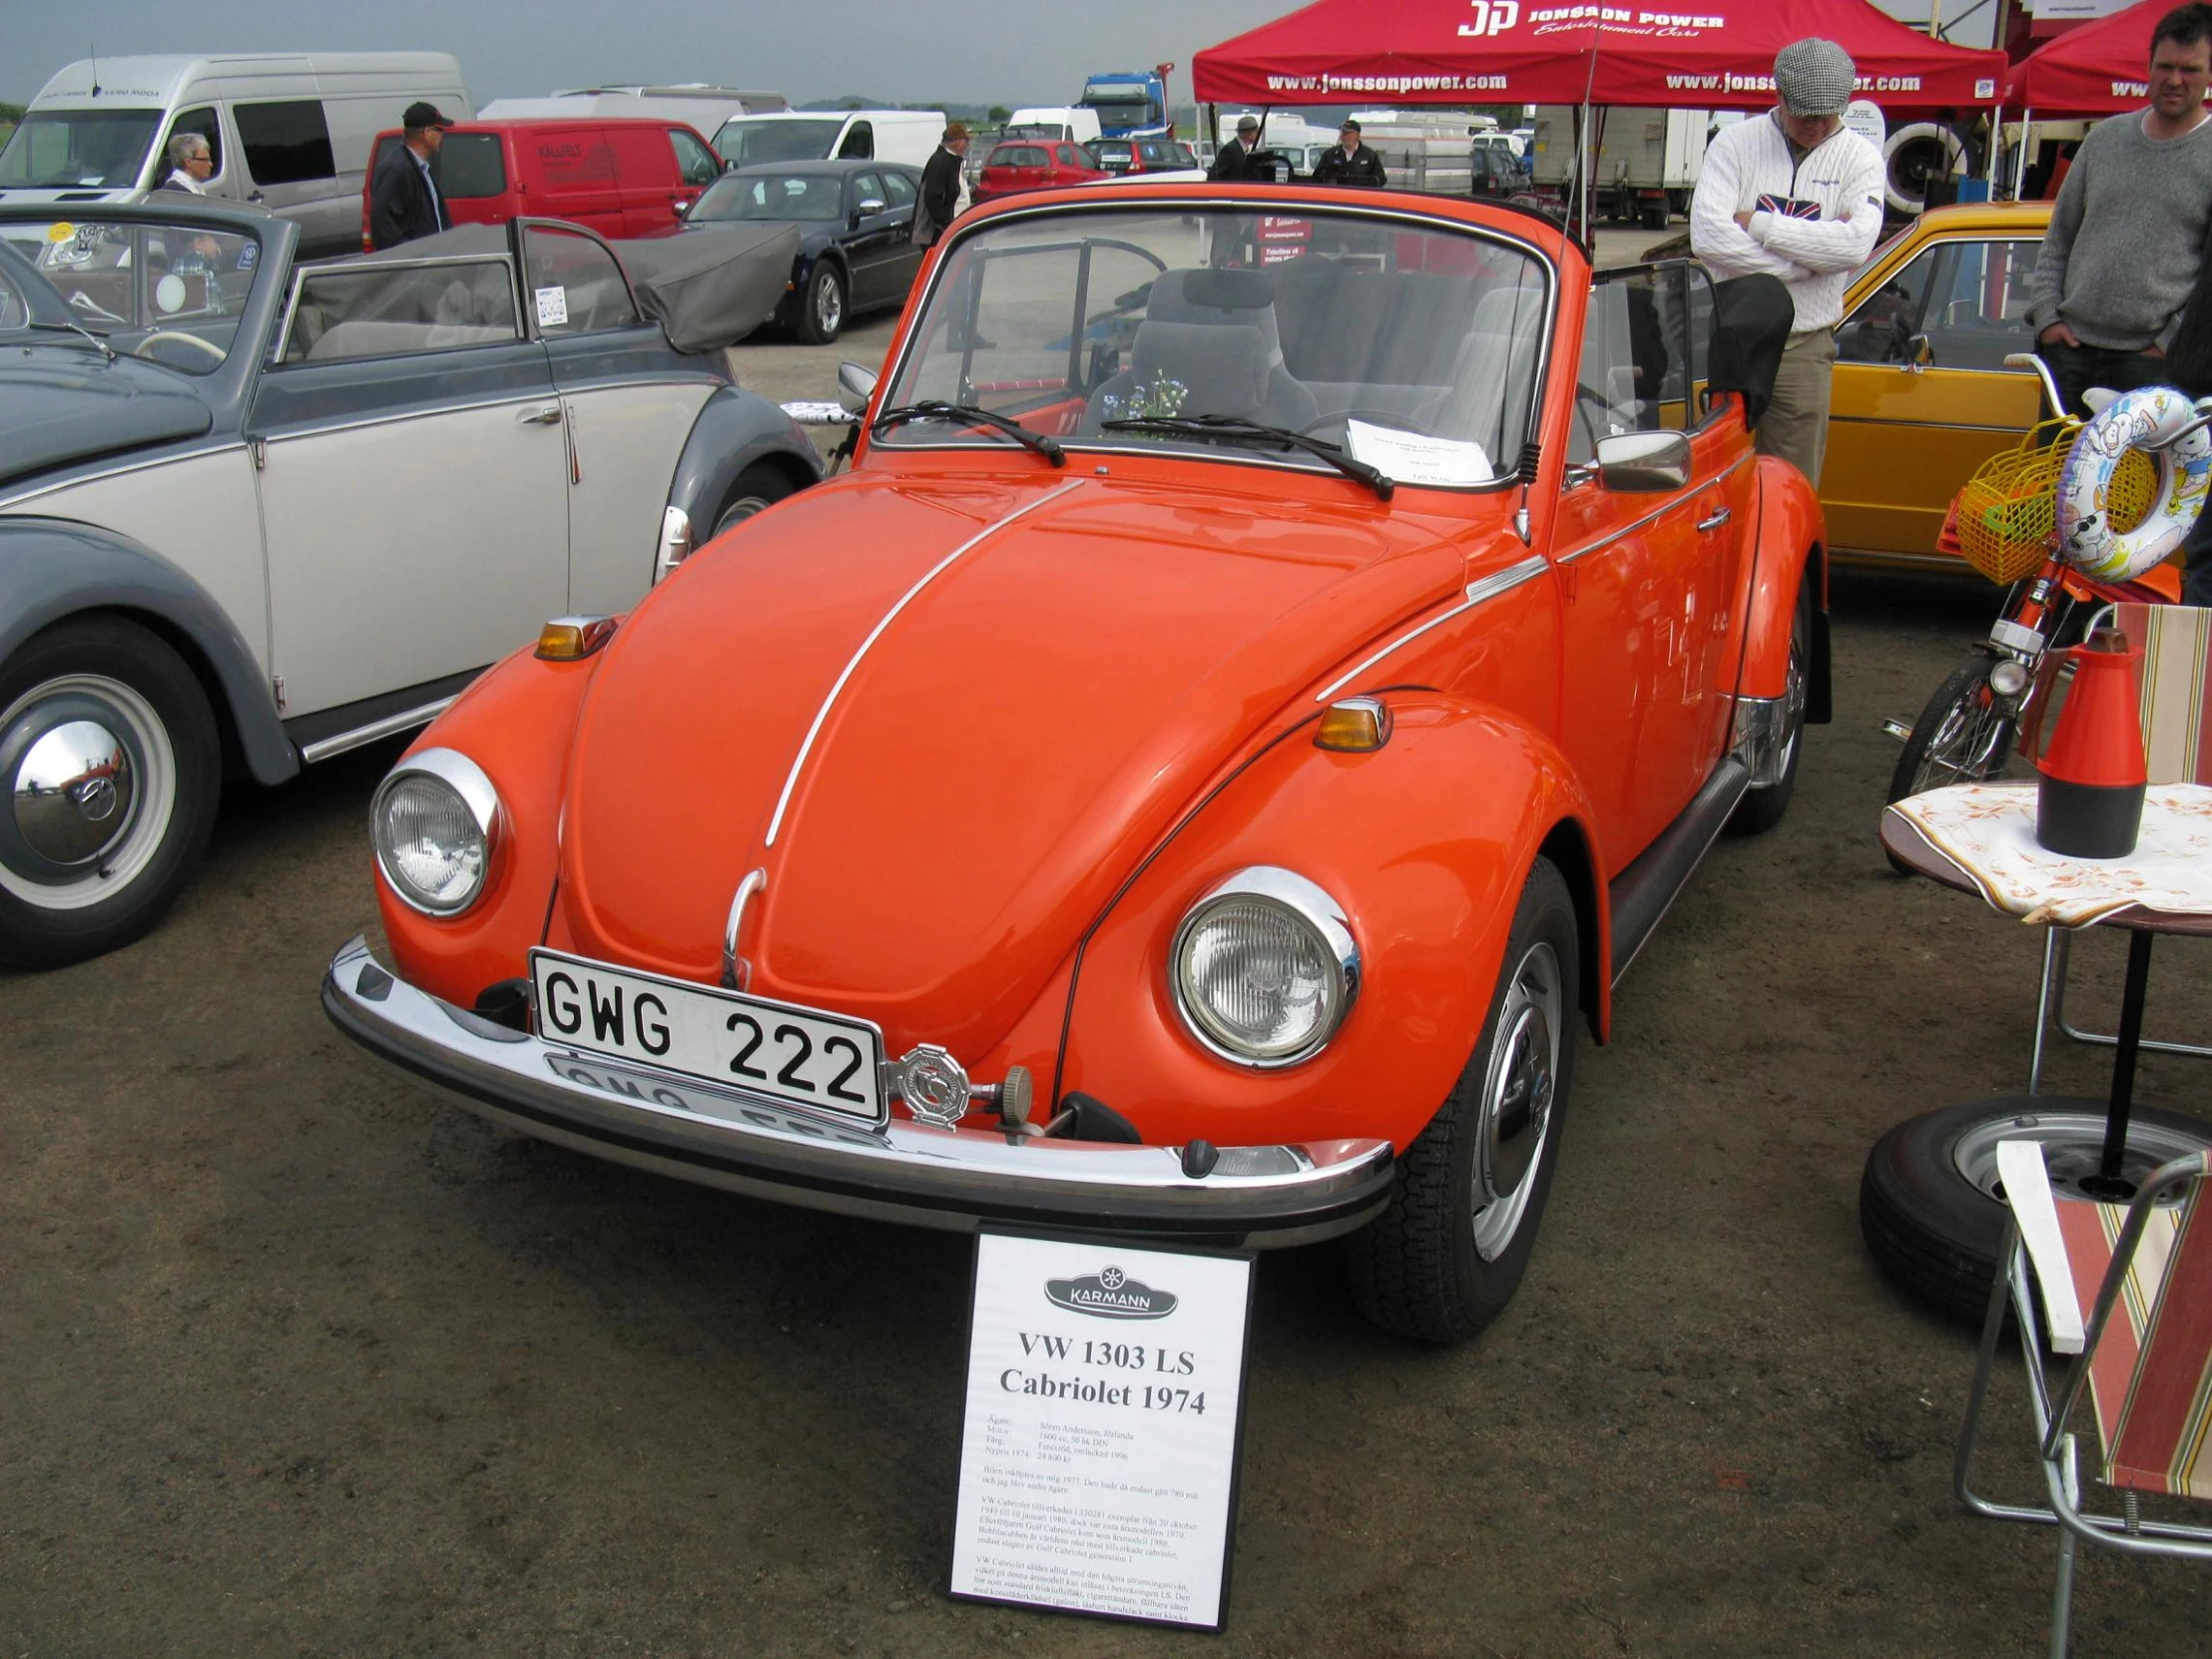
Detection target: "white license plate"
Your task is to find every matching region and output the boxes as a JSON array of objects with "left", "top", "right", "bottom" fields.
[{"left": 529, "top": 949, "right": 884, "bottom": 1124}]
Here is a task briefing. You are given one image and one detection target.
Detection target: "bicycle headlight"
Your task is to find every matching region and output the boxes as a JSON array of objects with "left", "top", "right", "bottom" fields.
[
  {"left": 1170, "top": 866, "right": 1360, "bottom": 1067},
  {"left": 370, "top": 748, "right": 503, "bottom": 916}
]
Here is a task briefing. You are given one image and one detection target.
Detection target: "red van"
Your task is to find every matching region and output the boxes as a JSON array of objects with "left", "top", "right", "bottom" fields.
[{"left": 360, "top": 118, "right": 725, "bottom": 248}]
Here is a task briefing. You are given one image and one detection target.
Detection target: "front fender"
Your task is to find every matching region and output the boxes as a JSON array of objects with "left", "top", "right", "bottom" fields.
[
  {"left": 1056, "top": 692, "right": 1607, "bottom": 1155},
  {"left": 0, "top": 516, "right": 295, "bottom": 785},
  {"left": 664, "top": 388, "right": 824, "bottom": 538},
  {"left": 376, "top": 640, "right": 609, "bottom": 1009},
  {"left": 1740, "top": 456, "right": 1831, "bottom": 721}
]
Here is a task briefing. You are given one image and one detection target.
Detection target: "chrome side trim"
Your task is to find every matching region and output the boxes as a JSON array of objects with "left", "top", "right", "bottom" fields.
[
  {"left": 1553, "top": 451, "right": 1753, "bottom": 567},
  {"left": 259, "top": 393, "right": 562, "bottom": 446},
  {"left": 297, "top": 696, "right": 457, "bottom": 765},
  {"left": 764, "top": 477, "right": 1086, "bottom": 845},
  {"left": 1313, "top": 553, "right": 1548, "bottom": 703},
  {"left": 322, "top": 935, "right": 1397, "bottom": 1248},
  {"left": 0, "top": 442, "right": 251, "bottom": 511}
]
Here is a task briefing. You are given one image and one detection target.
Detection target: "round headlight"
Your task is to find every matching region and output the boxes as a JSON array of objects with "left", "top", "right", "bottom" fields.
[
  {"left": 370, "top": 748, "right": 502, "bottom": 916},
  {"left": 1171, "top": 866, "right": 1359, "bottom": 1067}
]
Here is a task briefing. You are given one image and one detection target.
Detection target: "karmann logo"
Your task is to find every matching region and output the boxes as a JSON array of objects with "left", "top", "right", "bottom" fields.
[{"left": 1044, "top": 1264, "right": 1179, "bottom": 1320}]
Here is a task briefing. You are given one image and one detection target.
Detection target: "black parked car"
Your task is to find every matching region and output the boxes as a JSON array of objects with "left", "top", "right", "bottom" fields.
[{"left": 683, "top": 159, "right": 923, "bottom": 344}]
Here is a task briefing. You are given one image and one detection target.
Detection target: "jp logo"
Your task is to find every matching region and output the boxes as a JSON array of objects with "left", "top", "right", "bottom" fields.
[{"left": 1464, "top": 0, "right": 1519, "bottom": 36}]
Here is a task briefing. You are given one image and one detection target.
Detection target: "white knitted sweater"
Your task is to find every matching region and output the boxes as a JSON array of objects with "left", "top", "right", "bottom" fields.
[{"left": 1689, "top": 112, "right": 1887, "bottom": 333}]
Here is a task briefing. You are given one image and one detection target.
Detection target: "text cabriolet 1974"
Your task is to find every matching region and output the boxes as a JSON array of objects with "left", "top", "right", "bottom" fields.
[
  {"left": 0, "top": 201, "right": 820, "bottom": 967},
  {"left": 326, "top": 184, "right": 1826, "bottom": 1342}
]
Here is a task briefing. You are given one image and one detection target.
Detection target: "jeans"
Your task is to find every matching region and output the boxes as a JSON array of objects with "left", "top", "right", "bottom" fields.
[{"left": 2037, "top": 339, "right": 2212, "bottom": 604}]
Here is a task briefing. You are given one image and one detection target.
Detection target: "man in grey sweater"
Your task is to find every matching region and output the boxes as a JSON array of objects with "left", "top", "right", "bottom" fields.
[{"left": 2029, "top": 3, "right": 2212, "bottom": 427}]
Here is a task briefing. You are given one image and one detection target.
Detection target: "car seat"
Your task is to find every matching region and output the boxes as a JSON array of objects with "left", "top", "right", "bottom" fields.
[
  {"left": 1085, "top": 267, "right": 1318, "bottom": 432},
  {"left": 1431, "top": 283, "right": 1546, "bottom": 468}
]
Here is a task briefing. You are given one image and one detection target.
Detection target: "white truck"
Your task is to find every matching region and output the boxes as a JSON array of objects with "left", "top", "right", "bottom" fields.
[
  {"left": 1529, "top": 105, "right": 1711, "bottom": 230},
  {"left": 1007, "top": 107, "right": 1101, "bottom": 146}
]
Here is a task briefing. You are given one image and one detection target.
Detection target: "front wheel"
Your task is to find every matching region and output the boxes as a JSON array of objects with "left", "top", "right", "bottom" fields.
[
  {"left": 1729, "top": 578, "right": 1810, "bottom": 834},
  {"left": 710, "top": 464, "right": 799, "bottom": 539},
  {"left": 1888, "top": 655, "right": 2017, "bottom": 806},
  {"left": 1347, "top": 857, "right": 1579, "bottom": 1344},
  {"left": 798, "top": 263, "right": 845, "bottom": 345},
  {"left": 0, "top": 618, "right": 221, "bottom": 968}
]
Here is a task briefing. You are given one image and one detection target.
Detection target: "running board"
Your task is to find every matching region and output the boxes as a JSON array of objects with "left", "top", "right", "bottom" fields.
[{"left": 1608, "top": 758, "right": 1750, "bottom": 985}]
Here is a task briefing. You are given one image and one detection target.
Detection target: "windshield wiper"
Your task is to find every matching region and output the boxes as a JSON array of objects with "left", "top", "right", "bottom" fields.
[
  {"left": 27, "top": 318, "right": 116, "bottom": 363},
  {"left": 1101, "top": 414, "right": 1394, "bottom": 500},
  {"left": 870, "top": 400, "right": 1066, "bottom": 466}
]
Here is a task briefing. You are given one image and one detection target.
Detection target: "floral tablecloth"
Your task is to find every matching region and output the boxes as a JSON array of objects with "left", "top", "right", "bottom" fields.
[{"left": 1884, "top": 782, "right": 2212, "bottom": 926}]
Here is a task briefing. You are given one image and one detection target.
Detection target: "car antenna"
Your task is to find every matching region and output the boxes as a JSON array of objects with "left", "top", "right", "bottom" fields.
[
  {"left": 1521, "top": 25, "right": 1605, "bottom": 546},
  {"left": 89, "top": 44, "right": 101, "bottom": 98}
]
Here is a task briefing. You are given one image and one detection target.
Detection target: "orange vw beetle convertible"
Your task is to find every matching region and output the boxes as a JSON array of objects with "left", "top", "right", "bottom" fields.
[{"left": 325, "top": 185, "right": 1827, "bottom": 1344}]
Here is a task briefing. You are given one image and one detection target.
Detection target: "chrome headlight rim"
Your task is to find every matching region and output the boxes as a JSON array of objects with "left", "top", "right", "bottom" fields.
[
  {"left": 1170, "top": 864, "right": 1361, "bottom": 1070},
  {"left": 370, "top": 747, "right": 504, "bottom": 918}
]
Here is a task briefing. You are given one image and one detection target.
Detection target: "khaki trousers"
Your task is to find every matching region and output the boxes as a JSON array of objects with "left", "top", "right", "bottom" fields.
[{"left": 1755, "top": 327, "right": 1838, "bottom": 487}]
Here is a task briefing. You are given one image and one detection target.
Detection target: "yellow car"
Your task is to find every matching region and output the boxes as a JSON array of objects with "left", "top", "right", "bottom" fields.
[{"left": 1823, "top": 200, "right": 2051, "bottom": 570}]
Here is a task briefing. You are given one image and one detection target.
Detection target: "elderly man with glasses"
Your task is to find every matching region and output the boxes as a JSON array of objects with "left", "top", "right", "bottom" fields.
[{"left": 156, "top": 133, "right": 215, "bottom": 194}]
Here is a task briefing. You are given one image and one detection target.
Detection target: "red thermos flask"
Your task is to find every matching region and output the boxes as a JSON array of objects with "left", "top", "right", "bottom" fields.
[{"left": 2034, "top": 627, "right": 2147, "bottom": 858}]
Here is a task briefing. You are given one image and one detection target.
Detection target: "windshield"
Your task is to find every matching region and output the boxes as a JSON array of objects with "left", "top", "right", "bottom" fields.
[
  {"left": 878, "top": 206, "right": 1548, "bottom": 487},
  {"left": 1081, "top": 93, "right": 1152, "bottom": 126},
  {"left": 0, "top": 109, "right": 163, "bottom": 190},
  {"left": 713, "top": 118, "right": 845, "bottom": 167},
  {"left": 0, "top": 215, "right": 266, "bottom": 374},
  {"left": 692, "top": 171, "right": 842, "bottom": 222}
]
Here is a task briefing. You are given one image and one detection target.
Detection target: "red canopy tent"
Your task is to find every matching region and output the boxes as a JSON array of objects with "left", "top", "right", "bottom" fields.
[
  {"left": 2006, "top": 0, "right": 2164, "bottom": 114},
  {"left": 1191, "top": 0, "right": 2006, "bottom": 111}
]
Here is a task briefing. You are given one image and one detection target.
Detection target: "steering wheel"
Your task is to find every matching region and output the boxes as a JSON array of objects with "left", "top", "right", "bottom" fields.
[
  {"left": 1299, "top": 407, "right": 1446, "bottom": 439},
  {"left": 134, "top": 330, "right": 227, "bottom": 364},
  {"left": 1570, "top": 384, "right": 1617, "bottom": 463}
]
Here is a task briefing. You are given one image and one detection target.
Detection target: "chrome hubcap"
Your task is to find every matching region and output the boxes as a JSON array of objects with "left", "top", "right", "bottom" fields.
[
  {"left": 1472, "top": 939, "right": 1562, "bottom": 1261},
  {"left": 818, "top": 275, "right": 841, "bottom": 333},
  {"left": 0, "top": 674, "right": 176, "bottom": 910}
]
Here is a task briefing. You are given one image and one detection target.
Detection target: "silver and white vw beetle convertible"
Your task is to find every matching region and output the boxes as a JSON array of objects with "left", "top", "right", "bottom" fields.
[{"left": 0, "top": 199, "right": 820, "bottom": 968}]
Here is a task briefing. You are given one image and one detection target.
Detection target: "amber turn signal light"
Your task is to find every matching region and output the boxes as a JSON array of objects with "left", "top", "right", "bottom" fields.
[
  {"left": 535, "top": 615, "right": 618, "bottom": 662},
  {"left": 1315, "top": 696, "right": 1391, "bottom": 752}
]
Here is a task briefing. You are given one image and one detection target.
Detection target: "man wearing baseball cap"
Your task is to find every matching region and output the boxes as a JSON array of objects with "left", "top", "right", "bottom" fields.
[
  {"left": 1312, "top": 119, "right": 1387, "bottom": 189},
  {"left": 1690, "top": 38, "right": 1885, "bottom": 484},
  {"left": 368, "top": 101, "right": 455, "bottom": 251}
]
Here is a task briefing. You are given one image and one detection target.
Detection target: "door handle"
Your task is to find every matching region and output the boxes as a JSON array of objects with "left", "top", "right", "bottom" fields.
[
  {"left": 1695, "top": 505, "right": 1732, "bottom": 532},
  {"left": 518, "top": 403, "right": 563, "bottom": 425}
]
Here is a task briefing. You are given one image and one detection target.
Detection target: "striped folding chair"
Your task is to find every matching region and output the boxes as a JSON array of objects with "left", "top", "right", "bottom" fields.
[
  {"left": 2030, "top": 603, "right": 2212, "bottom": 1092},
  {"left": 1955, "top": 1140, "right": 2212, "bottom": 1657}
]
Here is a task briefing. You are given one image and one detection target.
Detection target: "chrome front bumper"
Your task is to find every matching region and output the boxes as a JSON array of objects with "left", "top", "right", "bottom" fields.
[{"left": 322, "top": 937, "right": 1397, "bottom": 1249}]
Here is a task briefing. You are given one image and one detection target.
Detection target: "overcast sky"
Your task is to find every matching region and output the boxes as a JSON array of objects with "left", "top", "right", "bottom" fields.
[{"left": 9, "top": 0, "right": 1301, "bottom": 112}]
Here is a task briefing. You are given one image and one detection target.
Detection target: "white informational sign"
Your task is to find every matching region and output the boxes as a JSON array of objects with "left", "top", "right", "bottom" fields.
[
  {"left": 534, "top": 284, "right": 569, "bottom": 328},
  {"left": 1842, "top": 99, "right": 1887, "bottom": 153},
  {"left": 1346, "top": 418, "right": 1493, "bottom": 487},
  {"left": 951, "top": 1233, "right": 1255, "bottom": 1631}
]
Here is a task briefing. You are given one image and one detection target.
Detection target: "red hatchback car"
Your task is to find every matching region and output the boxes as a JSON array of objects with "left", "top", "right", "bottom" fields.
[{"left": 972, "top": 140, "right": 1107, "bottom": 206}]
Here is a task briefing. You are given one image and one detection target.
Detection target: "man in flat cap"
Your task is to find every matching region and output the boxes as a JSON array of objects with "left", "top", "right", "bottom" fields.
[
  {"left": 369, "top": 101, "right": 454, "bottom": 251},
  {"left": 1210, "top": 114, "right": 1268, "bottom": 184},
  {"left": 1312, "top": 119, "right": 1387, "bottom": 188},
  {"left": 1690, "top": 38, "right": 1884, "bottom": 485}
]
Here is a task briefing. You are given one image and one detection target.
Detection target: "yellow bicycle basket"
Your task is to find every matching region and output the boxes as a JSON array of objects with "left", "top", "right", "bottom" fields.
[{"left": 1953, "top": 416, "right": 2160, "bottom": 585}]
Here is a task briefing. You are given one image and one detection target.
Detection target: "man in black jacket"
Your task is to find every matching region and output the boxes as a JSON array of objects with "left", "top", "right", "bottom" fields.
[
  {"left": 1210, "top": 115, "right": 1266, "bottom": 182},
  {"left": 1311, "top": 120, "right": 1387, "bottom": 189},
  {"left": 368, "top": 102, "right": 453, "bottom": 251},
  {"left": 912, "top": 122, "right": 969, "bottom": 248}
]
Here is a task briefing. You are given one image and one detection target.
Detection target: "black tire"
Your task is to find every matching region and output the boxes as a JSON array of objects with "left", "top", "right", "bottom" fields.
[
  {"left": 710, "top": 464, "right": 798, "bottom": 539},
  {"left": 1860, "top": 1097, "right": 2212, "bottom": 1327},
  {"left": 1347, "top": 857, "right": 1580, "bottom": 1344},
  {"left": 1889, "top": 655, "right": 2016, "bottom": 806},
  {"left": 797, "top": 262, "right": 844, "bottom": 345},
  {"left": 0, "top": 617, "right": 221, "bottom": 969},
  {"left": 1638, "top": 201, "right": 1668, "bottom": 231},
  {"left": 1729, "top": 576, "right": 1810, "bottom": 834}
]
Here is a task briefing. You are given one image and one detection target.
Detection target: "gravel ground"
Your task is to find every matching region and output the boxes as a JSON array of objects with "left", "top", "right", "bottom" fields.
[{"left": 6, "top": 280, "right": 2211, "bottom": 1657}]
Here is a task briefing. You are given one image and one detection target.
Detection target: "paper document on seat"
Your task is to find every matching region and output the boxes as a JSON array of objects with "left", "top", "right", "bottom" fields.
[{"left": 1345, "top": 420, "right": 1491, "bottom": 486}]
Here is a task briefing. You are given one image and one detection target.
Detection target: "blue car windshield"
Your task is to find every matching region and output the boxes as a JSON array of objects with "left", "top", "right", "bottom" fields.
[
  {"left": 691, "top": 173, "right": 843, "bottom": 223},
  {"left": 0, "top": 110, "right": 163, "bottom": 190}
]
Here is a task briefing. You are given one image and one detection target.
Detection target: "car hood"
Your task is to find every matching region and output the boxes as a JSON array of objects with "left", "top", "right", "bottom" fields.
[
  {"left": 0, "top": 354, "right": 215, "bottom": 487},
  {"left": 557, "top": 467, "right": 1476, "bottom": 1059}
]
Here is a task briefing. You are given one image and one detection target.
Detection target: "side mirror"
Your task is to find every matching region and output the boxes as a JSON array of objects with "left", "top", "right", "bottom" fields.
[
  {"left": 1594, "top": 430, "right": 1691, "bottom": 492},
  {"left": 836, "top": 360, "right": 878, "bottom": 415},
  {"left": 856, "top": 198, "right": 886, "bottom": 216},
  {"left": 1904, "top": 331, "right": 1936, "bottom": 369}
]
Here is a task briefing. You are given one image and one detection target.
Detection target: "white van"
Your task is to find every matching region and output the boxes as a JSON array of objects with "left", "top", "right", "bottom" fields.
[
  {"left": 478, "top": 86, "right": 786, "bottom": 134},
  {"left": 0, "top": 54, "right": 470, "bottom": 258},
  {"left": 1006, "top": 107, "right": 1102, "bottom": 146},
  {"left": 711, "top": 110, "right": 944, "bottom": 171}
]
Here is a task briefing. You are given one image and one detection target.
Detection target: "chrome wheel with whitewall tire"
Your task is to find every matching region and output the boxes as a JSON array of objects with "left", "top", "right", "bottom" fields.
[{"left": 0, "top": 619, "right": 221, "bottom": 968}]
